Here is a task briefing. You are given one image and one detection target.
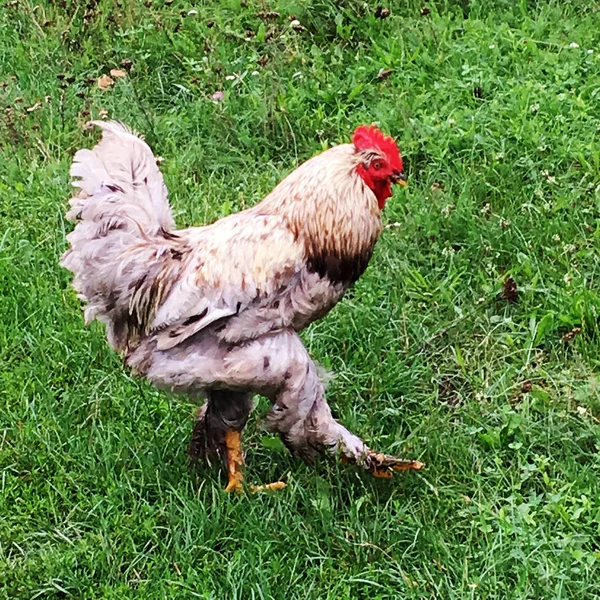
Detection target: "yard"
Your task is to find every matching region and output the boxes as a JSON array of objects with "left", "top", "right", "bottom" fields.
[{"left": 1, "top": 0, "right": 600, "bottom": 597}]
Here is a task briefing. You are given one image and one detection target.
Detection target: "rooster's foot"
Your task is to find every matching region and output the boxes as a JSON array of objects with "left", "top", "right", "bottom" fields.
[
  {"left": 367, "top": 450, "right": 424, "bottom": 478},
  {"left": 250, "top": 481, "right": 287, "bottom": 493}
]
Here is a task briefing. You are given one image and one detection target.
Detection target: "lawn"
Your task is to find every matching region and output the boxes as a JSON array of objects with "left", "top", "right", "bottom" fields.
[{"left": 1, "top": 0, "right": 600, "bottom": 597}]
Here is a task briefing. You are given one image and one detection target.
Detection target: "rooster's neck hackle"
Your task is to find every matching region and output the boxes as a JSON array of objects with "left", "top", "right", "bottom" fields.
[{"left": 258, "top": 144, "right": 383, "bottom": 285}]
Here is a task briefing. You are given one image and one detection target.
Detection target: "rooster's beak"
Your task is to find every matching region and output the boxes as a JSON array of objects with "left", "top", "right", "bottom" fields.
[{"left": 391, "top": 171, "right": 407, "bottom": 187}]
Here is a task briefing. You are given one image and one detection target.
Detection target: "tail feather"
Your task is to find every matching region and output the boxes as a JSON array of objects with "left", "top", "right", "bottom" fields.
[
  {"left": 61, "top": 121, "right": 176, "bottom": 352},
  {"left": 66, "top": 121, "right": 173, "bottom": 232},
  {"left": 69, "top": 149, "right": 108, "bottom": 196}
]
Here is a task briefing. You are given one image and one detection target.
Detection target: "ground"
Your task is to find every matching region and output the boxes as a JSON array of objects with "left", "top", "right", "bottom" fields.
[{"left": 1, "top": 0, "right": 600, "bottom": 598}]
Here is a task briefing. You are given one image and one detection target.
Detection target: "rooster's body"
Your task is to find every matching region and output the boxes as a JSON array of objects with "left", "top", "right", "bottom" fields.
[{"left": 62, "top": 122, "right": 422, "bottom": 491}]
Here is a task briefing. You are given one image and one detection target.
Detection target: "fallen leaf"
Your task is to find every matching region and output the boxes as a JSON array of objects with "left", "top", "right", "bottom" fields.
[
  {"left": 502, "top": 276, "right": 518, "bottom": 303},
  {"left": 97, "top": 74, "right": 114, "bottom": 90},
  {"left": 438, "top": 377, "right": 460, "bottom": 406},
  {"left": 110, "top": 68, "right": 127, "bottom": 78},
  {"left": 377, "top": 68, "right": 393, "bottom": 80},
  {"left": 561, "top": 327, "right": 582, "bottom": 342},
  {"left": 257, "top": 10, "right": 280, "bottom": 20},
  {"left": 374, "top": 6, "right": 391, "bottom": 19}
]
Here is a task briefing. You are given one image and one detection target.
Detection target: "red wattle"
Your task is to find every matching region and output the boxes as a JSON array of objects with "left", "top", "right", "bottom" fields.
[{"left": 356, "top": 164, "right": 391, "bottom": 209}]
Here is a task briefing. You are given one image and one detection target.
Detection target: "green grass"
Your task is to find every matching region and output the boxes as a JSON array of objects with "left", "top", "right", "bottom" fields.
[{"left": 1, "top": 0, "right": 600, "bottom": 597}]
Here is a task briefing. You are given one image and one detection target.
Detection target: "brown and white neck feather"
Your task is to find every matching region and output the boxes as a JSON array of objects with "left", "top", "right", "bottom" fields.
[{"left": 256, "top": 144, "right": 383, "bottom": 285}]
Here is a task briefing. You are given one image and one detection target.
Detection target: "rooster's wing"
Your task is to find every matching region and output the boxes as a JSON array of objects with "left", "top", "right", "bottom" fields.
[{"left": 150, "top": 212, "right": 304, "bottom": 349}]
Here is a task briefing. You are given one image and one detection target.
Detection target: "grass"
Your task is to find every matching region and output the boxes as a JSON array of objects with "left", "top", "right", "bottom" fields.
[{"left": 1, "top": 0, "right": 600, "bottom": 597}]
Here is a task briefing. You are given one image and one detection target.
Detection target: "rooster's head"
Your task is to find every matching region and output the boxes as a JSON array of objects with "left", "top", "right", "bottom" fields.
[{"left": 353, "top": 125, "right": 405, "bottom": 209}]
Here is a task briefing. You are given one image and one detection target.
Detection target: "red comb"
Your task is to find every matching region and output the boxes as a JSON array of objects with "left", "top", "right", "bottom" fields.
[{"left": 352, "top": 124, "right": 402, "bottom": 171}]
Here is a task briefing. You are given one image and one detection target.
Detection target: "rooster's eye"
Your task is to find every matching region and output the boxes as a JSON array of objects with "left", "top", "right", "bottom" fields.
[{"left": 372, "top": 161, "right": 383, "bottom": 170}]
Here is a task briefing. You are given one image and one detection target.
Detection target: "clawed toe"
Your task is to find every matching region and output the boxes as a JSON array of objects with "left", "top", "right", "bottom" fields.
[
  {"left": 224, "top": 478, "right": 244, "bottom": 493},
  {"left": 250, "top": 481, "right": 287, "bottom": 493},
  {"left": 367, "top": 450, "right": 424, "bottom": 478}
]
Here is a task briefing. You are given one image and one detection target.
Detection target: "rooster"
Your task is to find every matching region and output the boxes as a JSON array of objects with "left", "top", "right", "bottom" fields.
[{"left": 61, "top": 121, "right": 423, "bottom": 492}]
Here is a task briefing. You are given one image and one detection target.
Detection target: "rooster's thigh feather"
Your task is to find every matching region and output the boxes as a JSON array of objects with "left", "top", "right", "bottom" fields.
[
  {"left": 261, "top": 336, "right": 367, "bottom": 464},
  {"left": 127, "top": 330, "right": 367, "bottom": 464}
]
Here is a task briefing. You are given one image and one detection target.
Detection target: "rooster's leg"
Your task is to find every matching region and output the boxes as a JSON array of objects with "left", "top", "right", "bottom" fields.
[
  {"left": 224, "top": 428, "right": 244, "bottom": 493},
  {"left": 187, "top": 390, "right": 253, "bottom": 492},
  {"left": 264, "top": 333, "right": 423, "bottom": 477}
]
